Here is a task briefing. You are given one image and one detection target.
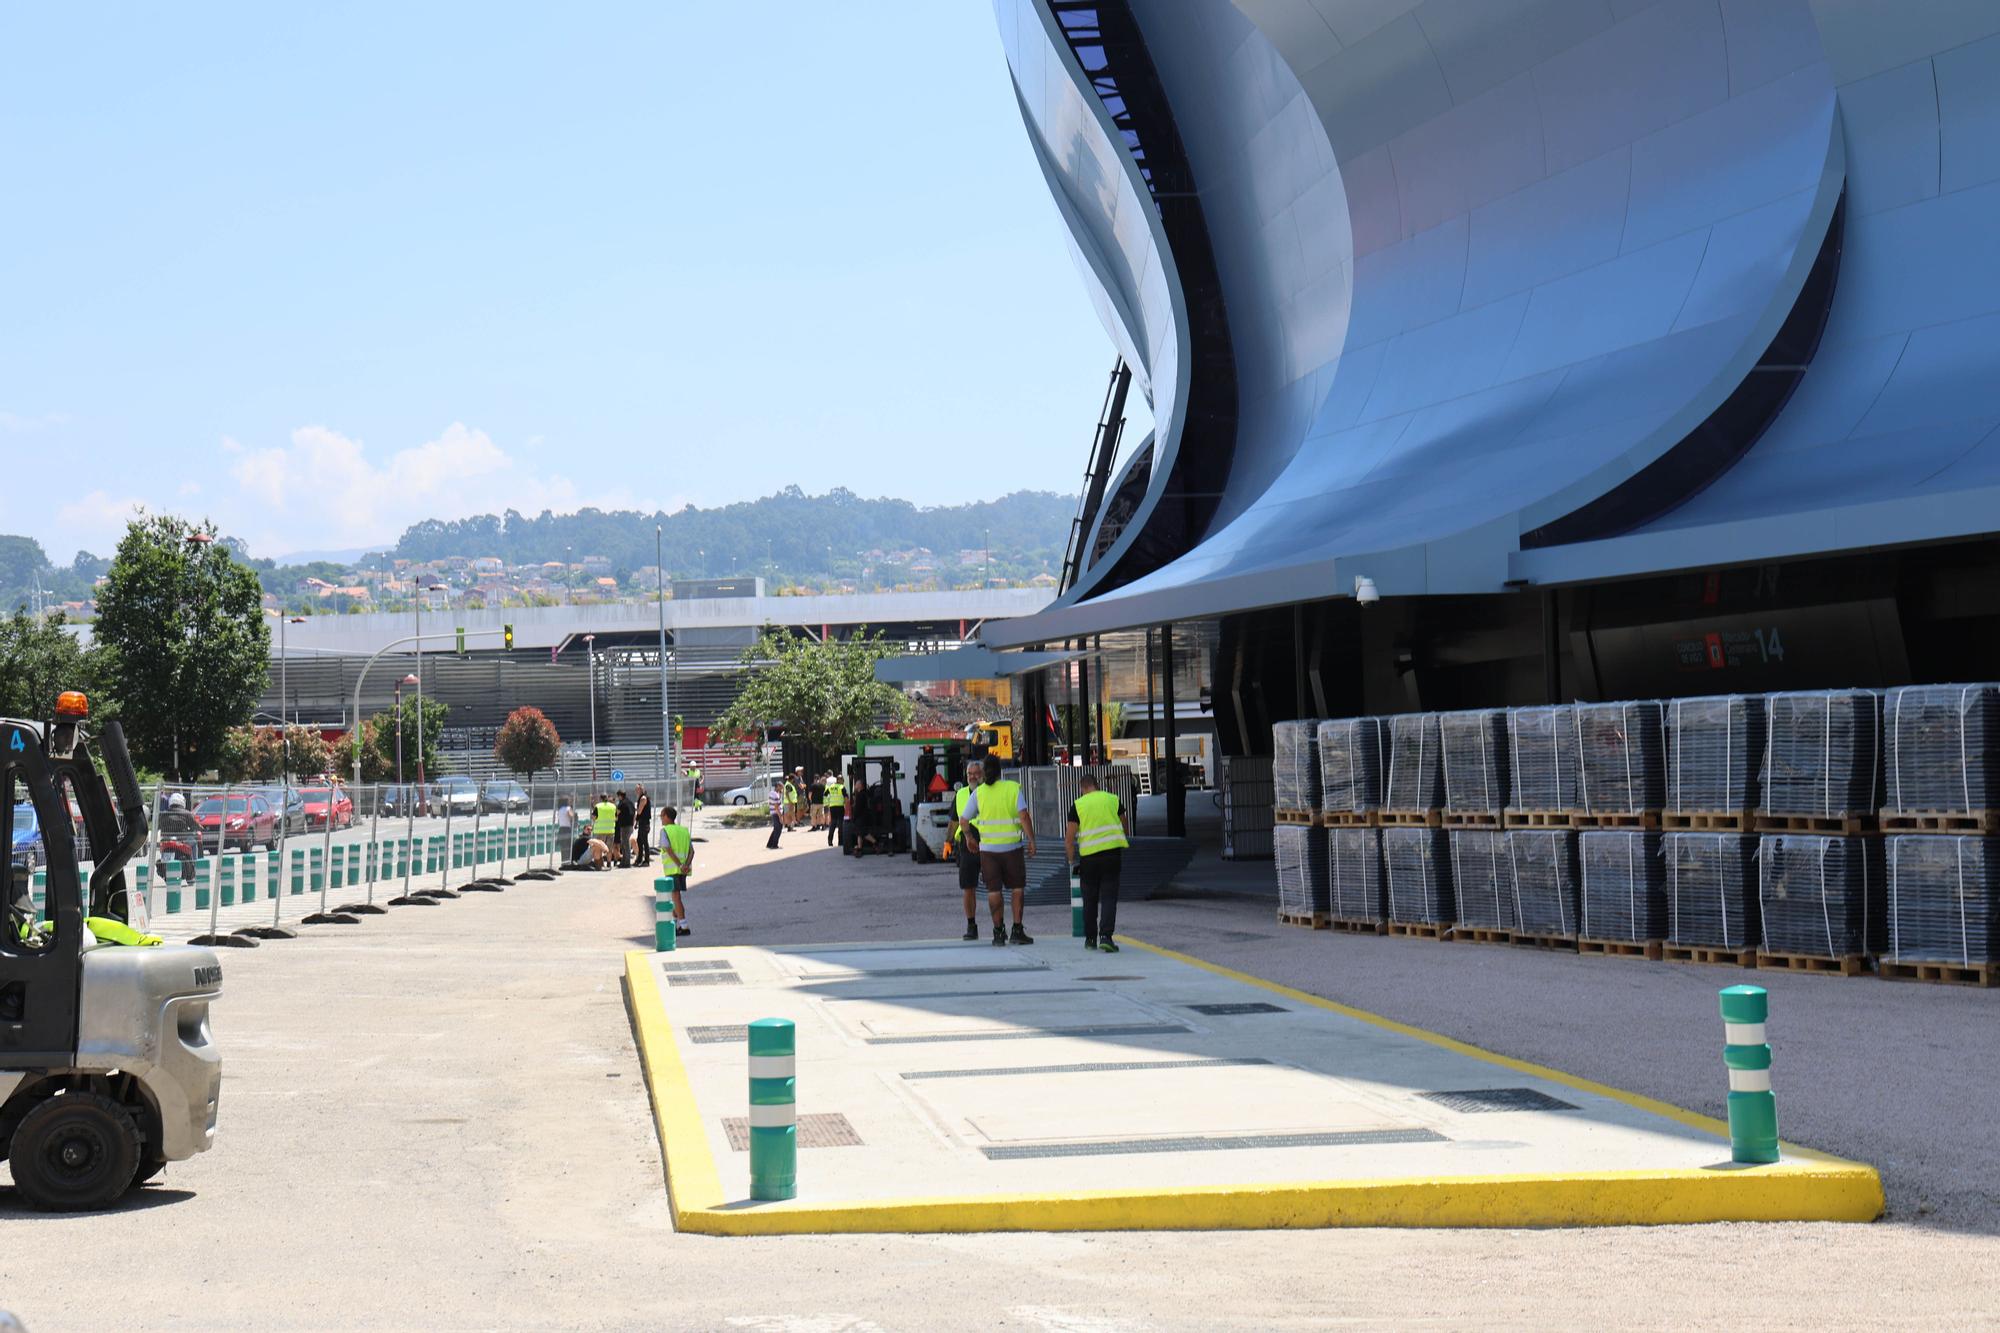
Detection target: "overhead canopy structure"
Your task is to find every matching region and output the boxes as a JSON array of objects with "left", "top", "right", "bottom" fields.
[{"left": 874, "top": 645, "right": 1086, "bottom": 684}]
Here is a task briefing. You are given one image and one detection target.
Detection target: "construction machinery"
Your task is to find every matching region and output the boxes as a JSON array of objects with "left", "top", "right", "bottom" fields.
[{"left": 2, "top": 693, "right": 222, "bottom": 1210}]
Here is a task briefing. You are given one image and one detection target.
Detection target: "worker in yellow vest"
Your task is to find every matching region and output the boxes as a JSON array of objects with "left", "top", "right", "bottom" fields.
[
  {"left": 658, "top": 805, "right": 694, "bottom": 938},
  {"left": 589, "top": 793, "right": 618, "bottom": 871},
  {"left": 960, "top": 763, "right": 1037, "bottom": 946},
  {"left": 946, "top": 760, "right": 985, "bottom": 939},
  {"left": 823, "top": 772, "right": 848, "bottom": 847},
  {"left": 781, "top": 776, "right": 800, "bottom": 830},
  {"left": 1064, "top": 773, "right": 1132, "bottom": 952}
]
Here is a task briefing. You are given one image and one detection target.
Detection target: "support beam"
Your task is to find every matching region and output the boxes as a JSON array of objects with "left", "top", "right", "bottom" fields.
[{"left": 1161, "top": 623, "right": 1183, "bottom": 837}]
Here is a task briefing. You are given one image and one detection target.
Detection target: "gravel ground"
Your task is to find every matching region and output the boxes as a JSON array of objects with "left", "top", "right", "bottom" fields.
[{"left": 2, "top": 813, "right": 1995, "bottom": 1331}]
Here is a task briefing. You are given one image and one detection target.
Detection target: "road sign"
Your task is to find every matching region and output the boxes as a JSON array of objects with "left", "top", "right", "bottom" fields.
[{"left": 610, "top": 769, "right": 625, "bottom": 782}]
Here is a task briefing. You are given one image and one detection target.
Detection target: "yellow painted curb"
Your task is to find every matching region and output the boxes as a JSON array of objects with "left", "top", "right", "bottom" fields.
[{"left": 622, "top": 944, "right": 1883, "bottom": 1235}]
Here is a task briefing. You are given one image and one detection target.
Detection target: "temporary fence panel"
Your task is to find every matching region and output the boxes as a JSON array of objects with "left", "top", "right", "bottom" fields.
[
  {"left": 1576, "top": 701, "right": 1665, "bottom": 814},
  {"left": 1664, "top": 832, "right": 1760, "bottom": 950},
  {"left": 1885, "top": 834, "right": 2000, "bottom": 965},
  {"left": 1664, "top": 695, "right": 1765, "bottom": 814},
  {"left": 1758, "top": 833, "right": 1884, "bottom": 956},
  {"left": 1274, "top": 824, "right": 1329, "bottom": 917},
  {"left": 1327, "top": 827, "right": 1385, "bottom": 921},
  {"left": 1507, "top": 705, "right": 1583, "bottom": 811},
  {"left": 1383, "top": 714, "right": 1443, "bottom": 811},
  {"left": 1317, "top": 717, "right": 1385, "bottom": 814},
  {"left": 1579, "top": 830, "right": 1667, "bottom": 942},
  {"left": 1382, "top": 826, "right": 1451, "bottom": 925}
]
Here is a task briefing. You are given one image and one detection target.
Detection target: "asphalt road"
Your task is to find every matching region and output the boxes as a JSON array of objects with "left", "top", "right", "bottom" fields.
[{"left": 3, "top": 813, "right": 1995, "bottom": 1331}]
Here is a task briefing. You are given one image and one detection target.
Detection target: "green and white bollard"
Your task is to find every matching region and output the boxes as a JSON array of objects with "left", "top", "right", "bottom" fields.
[
  {"left": 1070, "top": 867, "right": 1085, "bottom": 938},
  {"left": 653, "top": 876, "right": 678, "bottom": 952},
  {"left": 1720, "top": 984, "right": 1779, "bottom": 1164},
  {"left": 747, "top": 1017, "right": 797, "bottom": 1202}
]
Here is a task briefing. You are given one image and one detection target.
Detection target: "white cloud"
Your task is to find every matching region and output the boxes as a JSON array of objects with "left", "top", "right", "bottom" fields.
[
  {"left": 225, "top": 422, "right": 580, "bottom": 554},
  {"left": 54, "top": 492, "right": 148, "bottom": 554}
]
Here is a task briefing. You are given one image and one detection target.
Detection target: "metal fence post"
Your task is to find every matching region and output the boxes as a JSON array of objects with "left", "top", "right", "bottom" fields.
[
  {"left": 389, "top": 784, "right": 433, "bottom": 907},
  {"left": 192, "top": 786, "right": 255, "bottom": 948}
]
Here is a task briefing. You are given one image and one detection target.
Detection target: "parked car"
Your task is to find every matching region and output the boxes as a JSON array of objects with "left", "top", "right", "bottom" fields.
[
  {"left": 192, "top": 794, "right": 278, "bottom": 851},
  {"left": 10, "top": 800, "right": 44, "bottom": 878},
  {"left": 723, "top": 772, "right": 782, "bottom": 805},
  {"left": 300, "top": 785, "right": 354, "bottom": 830},
  {"left": 479, "top": 780, "right": 530, "bottom": 814},
  {"left": 433, "top": 775, "right": 480, "bottom": 818},
  {"left": 378, "top": 784, "right": 426, "bottom": 818},
  {"left": 254, "top": 786, "right": 309, "bottom": 836}
]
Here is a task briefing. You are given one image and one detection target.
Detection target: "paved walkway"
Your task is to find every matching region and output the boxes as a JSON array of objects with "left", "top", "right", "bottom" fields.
[{"left": 0, "top": 814, "right": 1992, "bottom": 1330}]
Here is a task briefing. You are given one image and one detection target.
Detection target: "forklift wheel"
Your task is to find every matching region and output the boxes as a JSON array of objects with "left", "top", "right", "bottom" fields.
[{"left": 9, "top": 1092, "right": 140, "bottom": 1212}]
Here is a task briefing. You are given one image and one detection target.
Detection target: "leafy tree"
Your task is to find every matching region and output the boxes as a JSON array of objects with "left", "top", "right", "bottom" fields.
[
  {"left": 215, "top": 724, "right": 332, "bottom": 783},
  {"left": 342, "top": 716, "right": 395, "bottom": 784},
  {"left": 363, "top": 696, "right": 449, "bottom": 782},
  {"left": 0, "top": 610, "right": 106, "bottom": 721},
  {"left": 494, "top": 706, "right": 561, "bottom": 780},
  {"left": 0, "top": 535, "right": 50, "bottom": 608},
  {"left": 94, "top": 515, "right": 270, "bottom": 780},
  {"left": 714, "top": 627, "right": 913, "bottom": 759}
]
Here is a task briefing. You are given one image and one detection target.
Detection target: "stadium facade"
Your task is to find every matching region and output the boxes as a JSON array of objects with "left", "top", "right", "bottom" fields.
[{"left": 989, "top": 0, "right": 2000, "bottom": 754}]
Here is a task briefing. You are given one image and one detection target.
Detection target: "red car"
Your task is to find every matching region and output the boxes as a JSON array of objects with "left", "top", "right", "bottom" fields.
[
  {"left": 192, "top": 794, "right": 279, "bottom": 851},
  {"left": 300, "top": 785, "right": 355, "bottom": 830}
]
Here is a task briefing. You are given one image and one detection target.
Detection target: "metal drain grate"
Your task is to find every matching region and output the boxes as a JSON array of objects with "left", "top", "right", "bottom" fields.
[
  {"left": 1186, "top": 1002, "right": 1287, "bottom": 1016},
  {"left": 903, "top": 1057, "right": 1271, "bottom": 1081},
  {"left": 1075, "top": 975, "right": 1144, "bottom": 981},
  {"left": 865, "top": 1023, "right": 1190, "bottom": 1045},
  {"left": 1420, "top": 1088, "right": 1580, "bottom": 1114},
  {"left": 685, "top": 1025, "right": 748, "bottom": 1043},
  {"left": 822, "top": 986, "right": 1094, "bottom": 1004},
  {"left": 722, "top": 1112, "right": 863, "bottom": 1151},
  {"left": 983, "top": 1128, "right": 1445, "bottom": 1160},
  {"left": 661, "top": 960, "right": 733, "bottom": 973},
  {"left": 800, "top": 964, "right": 1049, "bottom": 980},
  {"left": 666, "top": 972, "right": 741, "bottom": 987}
]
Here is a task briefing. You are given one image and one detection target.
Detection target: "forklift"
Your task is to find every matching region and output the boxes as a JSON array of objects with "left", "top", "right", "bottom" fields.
[{"left": 2, "top": 692, "right": 222, "bottom": 1210}]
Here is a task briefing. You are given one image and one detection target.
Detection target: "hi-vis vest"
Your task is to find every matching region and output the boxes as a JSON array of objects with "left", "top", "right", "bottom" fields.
[
  {"left": 952, "top": 786, "right": 972, "bottom": 843},
  {"left": 661, "top": 823, "right": 692, "bottom": 874},
  {"left": 592, "top": 801, "right": 617, "bottom": 836},
  {"left": 971, "top": 779, "right": 1023, "bottom": 846},
  {"left": 1073, "top": 789, "right": 1129, "bottom": 857},
  {"left": 784, "top": 781, "right": 798, "bottom": 803},
  {"left": 824, "top": 780, "right": 846, "bottom": 809}
]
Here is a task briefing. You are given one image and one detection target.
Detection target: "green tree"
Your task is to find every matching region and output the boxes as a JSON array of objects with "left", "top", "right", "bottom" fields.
[
  {"left": 366, "top": 696, "right": 449, "bottom": 782},
  {"left": 94, "top": 516, "right": 270, "bottom": 779},
  {"left": 494, "top": 706, "right": 560, "bottom": 779},
  {"left": 714, "top": 627, "right": 913, "bottom": 758},
  {"left": 0, "top": 610, "right": 105, "bottom": 721}
]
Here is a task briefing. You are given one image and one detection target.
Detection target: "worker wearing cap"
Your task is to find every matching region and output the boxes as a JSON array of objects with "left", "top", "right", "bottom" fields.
[
  {"left": 948, "top": 759, "right": 985, "bottom": 940},
  {"left": 1065, "top": 773, "right": 1131, "bottom": 952},
  {"left": 658, "top": 806, "right": 694, "bottom": 938},
  {"left": 960, "top": 764, "right": 1036, "bottom": 946}
]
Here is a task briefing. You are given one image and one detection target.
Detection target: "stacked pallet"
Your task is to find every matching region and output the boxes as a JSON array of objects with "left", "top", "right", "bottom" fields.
[
  {"left": 1579, "top": 830, "right": 1666, "bottom": 958},
  {"left": 1508, "top": 828, "right": 1581, "bottom": 943},
  {"left": 1221, "top": 754, "right": 1275, "bottom": 862},
  {"left": 1878, "top": 685, "right": 2000, "bottom": 985},
  {"left": 1664, "top": 832, "right": 1760, "bottom": 964},
  {"left": 1327, "top": 826, "right": 1386, "bottom": 931},
  {"left": 1758, "top": 691, "right": 1881, "bottom": 832},
  {"left": 1318, "top": 717, "right": 1385, "bottom": 826},
  {"left": 1881, "top": 684, "right": 2000, "bottom": 829},
  {"left": 1440, "top": 709, "right": 1509, "bottom": 828},
  {"left": 1883, "top": 835, "right": 2000, "bottom": 985},
  {"left": 1382, "top": 826, "right": 1452, "bottom": 936},
  {"left": 1382, "top": 713, "right": 1444, "bottom": 825},
  {"left": 1274, "top": 823, "right": 1330, "bottom": 927},
  {"left": 1505, "top": 704, "right": 1582, "bottom": 827},
  {"left": 1272, "top": 719, "right": 1323, "bottom": 825},
  {"left": 1576, "top": 701, "right": 1665, "bottom": 828},
  {"left": 1758, "top": 833, "right": 1883, "bottom": 974},
  {"left": 1448, "top": 828, "right": 1513, "bottom": 938},
  {"left": 1664, "top": 694, "right": 1764, "bottom": 831}
]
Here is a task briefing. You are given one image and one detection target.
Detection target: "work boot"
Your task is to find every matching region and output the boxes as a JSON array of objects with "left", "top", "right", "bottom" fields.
[
  {"left": 992, "top": 923, "right": 1007, "bottom": 947},
  {"left": 1098, "top": 938, "right": 1119, "bottom": 954},
  {"left": 676, "top": 924, "right": 692, "bottom": 938},
  {"left": 1010, "top": 923, "right": 1034, "bottom": 946},
  {"left": 1083, "top": 936, "right": 1096, "bottom": 950},
  {"left": 963, "top": 919, "right": 979, "bottom": 941}
]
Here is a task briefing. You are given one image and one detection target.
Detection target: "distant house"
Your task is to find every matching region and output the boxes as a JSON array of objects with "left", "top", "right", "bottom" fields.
[
  {"left": 1028, "top": 572, "right": 1058, "bottom": 588},
  {"left": 472, "top": 556, "right": 504, "bottom": 574},
  {"left": 593, "top": 576, "right": 618, "bottom": 591}
]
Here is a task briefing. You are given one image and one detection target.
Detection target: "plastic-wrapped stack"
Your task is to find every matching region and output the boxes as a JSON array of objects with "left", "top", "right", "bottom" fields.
[
  {"left": 1508, "top": 705, "right": 1583, "bottom": 811},
  {"left": 1760, "top": 691, "right": 1881, "bottom": 817},
  {"left": 1883, "top": 684, "right": 2000, "bottom": 814},
  {"left": 1318, "top": 717, "right": 1386, "bottom": 814},
  {"left": 1384, "top": 713, "right": 1443, "bottom": 811},
  {"left": 1664, "top": 695, "right": 1765, "bottom": 813},
  {"left": 1508, "top": 830, "right": 1580, "bottom": 936},
  {"left": 1581, "top": 831, "right": 1667, "bottom": 942},
  {"left": 1439, "top": 710, "right": 1509, "bottom": 816},
  {"left": 1758, "top": 833, "right": 1884, "bottom": 956},
  {"left": 1664, "top": 833, "right": 1760, "bottom": 950},
  {"left": 1576, "top": 701, "right": 1665, "bottom": 814},
  {"left": 1382, "top": 826, "right": 1452, "bottom": 925},
  {"left": 1272, "top": 719, "right": 1323, "bottom": 813},
  {"left": 1274, "top": 824, "right": 1330, "bottom": 919},
  {"left": 1449, "top": 829, "right": 1514, "bottom": 930},
  {"left": 1885, "top": 835, "right": 2000, "bottom": 963},
  {"left": 1328, "top": 827, "right": 1385, "bottom": 921}
]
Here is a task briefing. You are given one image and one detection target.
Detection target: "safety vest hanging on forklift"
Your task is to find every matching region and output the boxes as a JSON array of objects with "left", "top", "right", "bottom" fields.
[
  {"left": 1073, "top": 789, "right": 1129, "bottom": 856},
  {"left": 593, "top": 801, "right": 617, "bottom": 836},
  {"left": 970, "top": 779, "right": 1023, "bottom": 847}
]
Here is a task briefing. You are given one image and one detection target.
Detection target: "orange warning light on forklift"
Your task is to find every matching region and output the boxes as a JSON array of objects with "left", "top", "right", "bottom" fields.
[{"left": 55, "top": 691, "right": 89, "bottom": 718}]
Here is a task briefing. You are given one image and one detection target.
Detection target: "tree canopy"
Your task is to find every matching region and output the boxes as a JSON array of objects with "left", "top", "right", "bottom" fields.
[
  {"left": 0, "top": 610, "right": 105, "bottom": 722},
  {"left": 713, "top": 628, "right": 913, "bottom": 759},
  {"left": 494, "top": 706, "right": 561, "bottom": 778}
]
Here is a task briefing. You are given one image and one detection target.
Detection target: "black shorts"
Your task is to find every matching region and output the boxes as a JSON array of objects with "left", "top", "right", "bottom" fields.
[
  {"left": 957, "top": 846, "right": 980, "bottom": 890},
  {"left": 979, "top": 847, "right": 1027, "bottom": 892}
]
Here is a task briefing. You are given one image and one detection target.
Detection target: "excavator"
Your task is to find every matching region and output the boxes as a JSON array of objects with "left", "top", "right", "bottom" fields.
[{"left": 2, "top": 691, "right": 222, "bottom": 1210}]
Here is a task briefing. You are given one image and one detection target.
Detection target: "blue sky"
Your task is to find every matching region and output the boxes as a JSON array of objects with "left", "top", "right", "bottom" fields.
[{"left": 0, "top": 3, "right": 1129, "bottom": 560}]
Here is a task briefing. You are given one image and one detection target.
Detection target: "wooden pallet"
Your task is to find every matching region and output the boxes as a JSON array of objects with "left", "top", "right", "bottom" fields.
[
  {"left": 1504, "top": 808, "right": 1579, "bottom": 829},
  {"left": 1753, "top": 811, "right": 1878, "bottom": 835},
  {"left": 1274, "top": 808, "right": 1318, "bottom": 826},
  {"left": 1877, "top": 958, "right": 2000, "bottom": 988},
  {"left": 1320, "top": 809, "right": 1380, "bottom": 828},
  {"left": 1662, "top": 942, "right": 1758, "bottom": 968},
  {"left": 1508, "top": 930, "right": 1579, "bottom": 952},
  {"left": 1386, "top": 919, "right": 1449, "bottom": 939},
  {"left": 1757, "top": 950, "right": 1869, "bottom": 977},
  {"left": 1578, "top": 936, "right": 1664, "bottom": 960},
  {"left": 1441, "top": 809, "right": 1504, "bottom": 829},
  {"left": 1572, "top": 810, "right": 1662, "bottom": 830},
  {"left": 1878, "top": 809, "right": 2000, "bottom": 833},
  {"left": 1277, "top": 909, "right": 1330, "bottom": 930},
  {"left": 1661, "top": 810, "right": 1754, "bottom": 832},
  {"left": 1449, "top": 924, "right": 1514, "bottom": 945},
  {"left": 1379, "top": 808, "right": 1443, "bottom": 828},
  {"left": 1328, "top": 916, "right": 1388, "bottom": 935}
]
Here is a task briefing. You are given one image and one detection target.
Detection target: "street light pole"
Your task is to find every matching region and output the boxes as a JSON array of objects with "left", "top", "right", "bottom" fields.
[
  {"left": 656, "top": 525, "right": 672, "bottom": 784},
  {"left": 584, "top": 632, "right": 599, "bottom": 786}
]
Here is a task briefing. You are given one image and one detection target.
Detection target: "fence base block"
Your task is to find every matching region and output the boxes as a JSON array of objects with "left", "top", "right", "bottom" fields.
[
  {"left": 301, "top": 912, "right": 360, "bottom": 926},
  {"left": 335, "top": 903, "right": 388, "bottom": 915},
  {"left": 387, "top": 894, "right": 440, "bottom": 907},
  {"left": 236, "top": 925, "right": 299, "bottom": 940},
  {"left": 190, "top": 933, "right": 259, "bottom": 948}
]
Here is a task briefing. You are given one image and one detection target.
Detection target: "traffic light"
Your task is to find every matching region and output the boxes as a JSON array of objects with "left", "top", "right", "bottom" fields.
[
  {"left": 455, "top": 627, "right": 465, "bottom": 656},
  {"left": 673, "top": 714, "right": 684, "bottom": 740},
  {"left": 503, "top": 622, "right": 514, "bottom": 650}
]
